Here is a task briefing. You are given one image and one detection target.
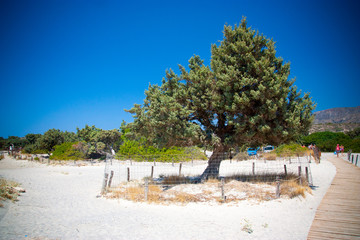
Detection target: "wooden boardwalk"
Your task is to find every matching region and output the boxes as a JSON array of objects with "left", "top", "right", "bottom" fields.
[{"left": 308, "top": 155, "right": 360, "bottom": 239}]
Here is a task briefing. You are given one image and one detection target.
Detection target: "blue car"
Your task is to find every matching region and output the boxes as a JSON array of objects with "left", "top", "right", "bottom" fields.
[{"left": 247, "top": 147, "right": 257, "bottom": 156}]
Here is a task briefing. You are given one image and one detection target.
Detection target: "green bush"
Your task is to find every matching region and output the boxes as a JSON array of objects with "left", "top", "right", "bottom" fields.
[
  {"left": 346, "top": 138, "right": 360, "bottom": 153},
  {"left": 22, "top": 144, "right": 47, "bottom": 154},
  {"left": 116, "top": 141, "right": 206, "bottom": 162},
  {"left": 50, "top": 142, "right": 86, "bottom": 160},
  {"left": 302, "top": 131, "right": 357, "bottom": 152},
  {"left": 275, "top": 143, "right": 308, "bottom": 157}
]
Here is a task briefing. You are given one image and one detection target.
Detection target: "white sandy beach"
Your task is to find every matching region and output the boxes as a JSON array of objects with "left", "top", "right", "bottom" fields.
[{"left": 0, "top": 153, "right": 337, "bottom": 240}]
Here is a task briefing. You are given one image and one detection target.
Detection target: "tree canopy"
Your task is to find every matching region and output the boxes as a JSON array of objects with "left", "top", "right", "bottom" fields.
[{"left": 127, "top": 18, "right": 315, "bottom": 157}]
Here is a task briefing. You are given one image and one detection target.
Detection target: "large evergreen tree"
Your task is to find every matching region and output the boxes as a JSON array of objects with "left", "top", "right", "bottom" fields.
[{"left": 127, "top": 18, "right": 315, "bottom": 180}]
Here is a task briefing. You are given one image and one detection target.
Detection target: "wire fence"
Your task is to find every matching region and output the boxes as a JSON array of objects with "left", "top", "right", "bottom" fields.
[{"left": 101, "top": 153, "right": 314, "bottom": 202}]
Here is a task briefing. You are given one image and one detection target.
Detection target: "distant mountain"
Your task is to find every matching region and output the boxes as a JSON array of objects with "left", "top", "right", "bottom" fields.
[
  {"left": 309, "top": 106, "right": 360, "bottom": 134},
  {"left": 313, "top": 106, "right": 360, "bottom": 124}
]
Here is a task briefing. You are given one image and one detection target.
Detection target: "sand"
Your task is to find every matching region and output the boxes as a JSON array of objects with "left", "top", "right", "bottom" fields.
[{"left": 0, "top": 153, "right": 337, "bottom": 240}]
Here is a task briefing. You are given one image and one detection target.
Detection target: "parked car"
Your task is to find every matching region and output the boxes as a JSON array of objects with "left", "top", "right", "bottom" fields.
[
  {"left": 263, "top": 145, "right": 275, "bottom": 153},
  {"left": 247, "top": 147, "right": 257, "bottom": 156}
]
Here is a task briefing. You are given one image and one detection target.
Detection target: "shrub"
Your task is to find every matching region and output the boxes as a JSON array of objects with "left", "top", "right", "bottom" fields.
[
  {"left": 116, "top": 143, "right": 206, "bottom": 162},
  {"left": 50, "top": 142, "right": 86, "bottom": 160},
  {"left": 275, "top": 143, "right": 308, "bottom": 157},
  {"left": 302, "top": 131, "right": 352, "bottom": 152}
]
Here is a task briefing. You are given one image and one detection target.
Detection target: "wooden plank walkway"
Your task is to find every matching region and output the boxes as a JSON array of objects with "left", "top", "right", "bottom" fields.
[{"left": 308, "top": 155, "right": 360, "bottom": 239}]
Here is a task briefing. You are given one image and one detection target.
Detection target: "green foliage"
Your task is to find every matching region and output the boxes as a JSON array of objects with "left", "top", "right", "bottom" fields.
[
  {"left": 22, "top": 144, "right": 45, "bottom": 154},
  {"left": 116, "top": 141, "right": 206, "bottom": 162},
  {"left": 346, "top": 138, "right": 360, "bottom": 153},
  {"left": 50, "top": 142, "right": 86, "bottom": 160},
  {"left": 126, "top": 17, "right": 315, "bottom": 153},
  {"left": 25, "top": 134, "right": 42, "bottom": 145},
  {"left": 77, "top": 125, "right": 101, "bottom": 143},
  {"left": 0, "top": 136, "right": 28, "bottom": 150},
  {"left": 302, "top": 131, "right": 352, "bottom": 152},
  {"left": 347, "top": 127, "right": 360, "bottom": 139},
  {"left": 76, "top": 125, "right": 121, "bottom": 155},
  {"left": 274, "top": 143, "right": 308, "bottom": 157},
  {"left": 38, "top": 129, "right": 65, "bottom": 153}
]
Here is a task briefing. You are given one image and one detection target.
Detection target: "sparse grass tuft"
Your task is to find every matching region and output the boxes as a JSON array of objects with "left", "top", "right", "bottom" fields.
[
  {"left": 162, "top": 175, "right": 190, "bottom": 185},
  {"left": 233, "top": 152, "right": 250, "bottom": 161},
  {"left": 0, "top": 178, "right": 21, "bottom": 207},
  {"left": 263, "top": 153, "right": 277, "bottom": 160},
  {"left": 280, "top": 178, "right": 311, "bottom": 198}
]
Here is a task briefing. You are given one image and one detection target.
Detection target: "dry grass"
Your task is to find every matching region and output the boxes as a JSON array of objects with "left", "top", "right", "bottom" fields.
[
  {"left": 263, "top": 153, "right": 277, "bottom": 160},
  {"left": 162, "top": 175, "right": 190, "bottom": 185},
  {"left": 280, "top": 178, "right": 312, "bottom": 198},
  {"left": 0, "top": 178, "right": 21, "bottom": 207},
  {"left": 105, "top": 171, "right": 312, "bottom": 204},
  {"left": 105, "top": 177, "right": 307, "bottom": 204},
  {"left": 233, "top": 152, "right": 250, "bottom": 161}
]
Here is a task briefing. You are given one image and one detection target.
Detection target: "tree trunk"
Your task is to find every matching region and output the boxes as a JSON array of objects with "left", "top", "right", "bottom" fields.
[{"left": 199, "top": 145, "right": 229, "bottom": 182}]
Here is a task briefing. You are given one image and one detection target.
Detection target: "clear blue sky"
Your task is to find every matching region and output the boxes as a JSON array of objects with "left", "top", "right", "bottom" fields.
[{"left": 1, "top": 0, "right": 359, "bottom": 138}]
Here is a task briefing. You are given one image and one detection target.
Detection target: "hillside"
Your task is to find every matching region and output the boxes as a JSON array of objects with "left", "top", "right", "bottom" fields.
[
  {"left": 310, "top": 106, "right": 360, "bottom": 133},
  {"left": 313, "top": 106, "right": 360, "bottom": 124}
]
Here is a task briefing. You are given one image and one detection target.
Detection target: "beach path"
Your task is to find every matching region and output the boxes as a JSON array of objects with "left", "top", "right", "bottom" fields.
[{"left": 307, "top": 155, "right": 360, "bottom": 239}]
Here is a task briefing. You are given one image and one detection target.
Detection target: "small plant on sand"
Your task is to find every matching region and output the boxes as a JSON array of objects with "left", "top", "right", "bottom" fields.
[
  {"left": 241, "top": 219, "right": 254, "bottom": 234},
  {"left": 0, "top": 154, "right": 4, "bottom": 160},
  {"left": 0, "top": 178, "right": 21, "bottom": 207}
]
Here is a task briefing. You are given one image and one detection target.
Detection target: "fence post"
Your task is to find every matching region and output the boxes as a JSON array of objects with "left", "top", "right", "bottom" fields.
[
  {"left": 356, "top": 155, "right": 359, "bottom": 166},
  {"left": 144, "top": 179, "right": 148, "bottom": 201},
  {"left": 298, "top": 166, "right": 302, "bottom": 185},
  {"left": 305, "top": 167, "right": 309, "bottom": 184},
  {"left": 352, "top": 155, "right": 354, "bottom": 164},
  {"left": 101, "top": 173, "right": 109, "bottom": 194},
  {"left": 284, "top": 165, "right": 287, "bottom": 176},
  {"left": 151, "top": 166, "right": 154, "bottom": 178},
  {"left": 276, "top": 176, "right": 280, "bottom": 198},
  {"left": 221, "top": 178, "right": 225, "bottom": 202},
  {"left": 127, "top": 167, "right": 130, "bottom": 182},
  {"left": 108, "top": 170, "right": 114, "bottom": 188},
  {"left": 252, "top": 162, "right": 255, "bottom": 175},
  {"left": 179, "top": 163, "right": 182, "bottom": 176}
]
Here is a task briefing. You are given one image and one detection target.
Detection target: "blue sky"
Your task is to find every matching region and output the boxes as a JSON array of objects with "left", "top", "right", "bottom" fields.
[{"left": 1, "top": 0, "right": 359, "bottom": 138}]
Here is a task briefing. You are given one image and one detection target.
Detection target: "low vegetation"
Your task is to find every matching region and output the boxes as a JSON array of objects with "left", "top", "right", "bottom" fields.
[
  {"left": 116, "top": 145, "right": 207, "bottom": 162},
  {"left": 106, "top": 172, "right": 310, "bottom": 204},
  {"left": 0, "top": 178, "right": 21, "bottom": 207},
  {"left": 50, "top": 142, "right": 87, "bottom": 160},
  {"left": 275, "top": 143, "right": 309, "bottom": 157},
  {"left": 302, "top": 130, "right": 360, "bottom": 152}
]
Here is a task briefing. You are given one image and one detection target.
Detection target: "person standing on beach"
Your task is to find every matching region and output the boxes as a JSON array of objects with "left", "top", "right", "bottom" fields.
[
  {"left": 335, "top": 144, "right": 340, "bottom": 157},
  {"left": 340, "top": 145, "right": 344, "bottom": 156}
]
